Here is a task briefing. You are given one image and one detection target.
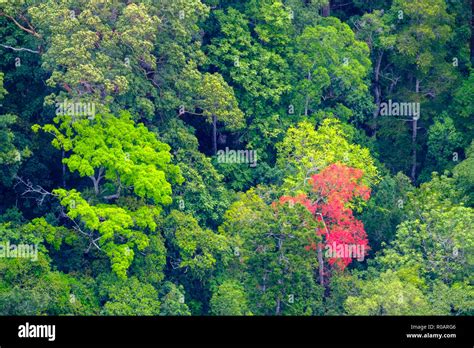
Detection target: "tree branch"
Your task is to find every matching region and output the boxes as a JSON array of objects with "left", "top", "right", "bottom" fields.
[
  {"left": 0, "top": 12, "right": 42, "bottom": 39},
  {"left": 14, "top": 175, "right": 57, "bottom": 205},
  {"left": 0, "top": 44, "right": 40, "bottom": 54}
]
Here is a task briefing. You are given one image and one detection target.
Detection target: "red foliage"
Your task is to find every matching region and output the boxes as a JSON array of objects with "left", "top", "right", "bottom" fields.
[{"left": 279, "top": 163, "right": 371, "bottom": 271}]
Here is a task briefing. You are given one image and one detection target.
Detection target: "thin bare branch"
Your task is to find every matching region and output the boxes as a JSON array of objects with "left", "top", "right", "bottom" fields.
[
  {"left": 0, "top": 44, "right": 40, "bottom": 54},
  {"left": 14, "top": 175, "right": 57, "bottom": 206}
]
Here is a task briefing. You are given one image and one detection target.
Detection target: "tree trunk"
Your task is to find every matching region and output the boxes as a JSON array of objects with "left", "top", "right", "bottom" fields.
[
  {"left": 411, "top": 118, "right": 418, "bottom": 181},
  {"left": 276, "top": 237, "right": 283, "bottom": 315},
  {"left": 322, "top": 1, "right": 330, "bottom": 17},
  {"left": 62, "top": 150, "right": 66, "bottom": 188},
  {"left": 89, "top": 167, "right": 103, "bottom": 195},
  {"left": 90, "top": 176, "right": 100, "bottom": 195},
  {"left": 372, "top": 51, "right": 384, "bottom": 137},
  {"left": 212, "top": 114, "right": 217, "bottom": 155},
  {"left": 305, "top": 71, "right": 312, "bottom": 116},
  {"left": 317, "top": 242, "right": 324, "bottom": 286},
  {"left": 411, "top": 79, "right": 420, "bottom": 181}
]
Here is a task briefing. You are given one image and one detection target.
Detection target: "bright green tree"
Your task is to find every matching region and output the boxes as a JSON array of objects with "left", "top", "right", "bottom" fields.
[
  {"left": 276, "top": 118, "right": 379, "bottom": 191},
  {"left": 32, "top": 111, "right": 183, "bottom": 279}
]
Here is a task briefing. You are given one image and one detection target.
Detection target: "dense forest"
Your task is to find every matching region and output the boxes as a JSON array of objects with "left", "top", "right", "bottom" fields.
[{"left": 0, "top": 0, "right": 472, "bottom": 316}]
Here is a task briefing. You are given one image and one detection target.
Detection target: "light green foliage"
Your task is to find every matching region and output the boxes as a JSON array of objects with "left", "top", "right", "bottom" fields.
[
  {"left": 34, "top": 110, "right": 183, "bottom": 204},
  {"left": 197, "top": 72, "right": 244, "bottom": 130},
  {"left": 17, "top": 0, "right": 211, "bottom": 119},
  {"left": 30, "top": 217, "right": 77, "bottom": 251},
  {"left": 207, "top": 8, "right": 290, "bottom": 106},
  {"left": 99, "top": 275, "right": 160, "bottom": 315},
  {"left": 159, "top": 281, "right": 191, "bottom": 316},
  {"left": 218, "top": 190, "right": 324, "bottom": 315},
  {"left": 31, "top": 109, "right": 183, "bottom": 279},
  {"left": 292, "top": 18, "right": 371, "bottom": 115},
  {"left": 453, "top": 71, "right": 474, "bottom": 120},
  {"left": 325, "top": 273, "right": 358, "bottom": 315},
  {"left": 204, "top": 0, "right": 292, "bottom": 161},
  {"left": 376, "top": 175, "right": 473, "bottom": 285},
  {"left": 454, "top": 141, "right": 474, "bottom": 206},
  {"left": 0, "top": 0, "right": 26, "bottom": 13},
  {"left": 54, "top": 188, "right": 160, "bottom": 279},
  {"left": 0, "top": 221, "right": 99, "bottom": 315},
  {"left": 28, "top": 1, "right": 159, "bottom": 116},
  {"left": 356, "top": 10, "right": 395, "bottom": 52},
  {"left": 429, "top": 281, "right": 474, "bottom": 315},
  {"left": 345, "top": 269, "right": 436, "bottom": 315},
  {"left": 210, "top": 280, "right": 250, "bottom": 315},
  {"left": 276, "top": 118, "right": 379, "bottom": 191},
  {"left": 246, "top": 0, "right": 293, "bottom": 48},
  {"left": 425, "top": 115, "right": 463, "bottom": 176},
  {"left": 452, "top": 72, "right": 474, "bottom": 141},
  {"left": 378, "top": 208, "right": 473, "bottom": 284},
  {"left": 152, "top": 0, "right": 210, "bottom": 113},
  {"left": 0, "top": 112, "right": 21, "bottom": 181},
  {"left": 162, "top": 210, "right": 229, "bottom": 280},
  {"left": 347, "top": 170, "right": 473, "bottom": 316},
  {"left": 390, "top": 0, "right": 453, "bottom": 74},
  {"left": 130, "top": 233, "right": 167, "bottom": 287},
  {"left": 282, "top": 0, "right": 326, "bottom": 33},
  {"left": 405, "top": 173, "right": 466, "bottom": 213}
]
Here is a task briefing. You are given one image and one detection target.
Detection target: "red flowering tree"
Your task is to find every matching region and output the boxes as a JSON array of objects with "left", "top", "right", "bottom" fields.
[{"left": 280, "top": 163, "right": 371, "bottom": 285}]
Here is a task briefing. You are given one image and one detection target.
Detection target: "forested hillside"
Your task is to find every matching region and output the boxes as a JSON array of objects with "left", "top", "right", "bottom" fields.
[{"left": 0, "top": 0, "right": 472, "bottom": 316}]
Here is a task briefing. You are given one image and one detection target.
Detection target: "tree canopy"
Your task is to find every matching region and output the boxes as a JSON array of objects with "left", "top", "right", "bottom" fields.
[{"left": 0, "top": 0, "right": 472, "bottom": 316}]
